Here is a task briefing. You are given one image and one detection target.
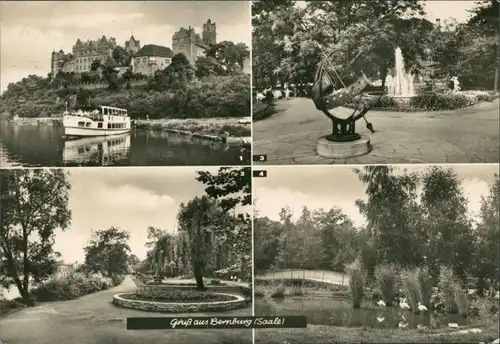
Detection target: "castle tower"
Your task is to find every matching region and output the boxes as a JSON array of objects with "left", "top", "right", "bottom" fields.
[
  {"left": 125, "top": 33, "right": 141, "bottom": 55},
  {"left": 51, "top": 49, "right": 65, "bottom": 77},
  {"left": 202, "top": 18, "right": 216, "bottom": 45}
]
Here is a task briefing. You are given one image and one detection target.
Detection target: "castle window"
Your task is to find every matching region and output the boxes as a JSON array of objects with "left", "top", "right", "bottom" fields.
[
  {"left": 143, "top": 57, "right": 146, "bottom": 63},
  {"left": 136, "top": 58, "right": 140, "bottom": 64}
]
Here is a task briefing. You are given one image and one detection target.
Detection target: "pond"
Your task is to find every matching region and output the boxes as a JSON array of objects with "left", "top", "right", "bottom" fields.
[
  {"left": 0, "top": 122, "right": 250, "bottom": 167},
  {"left": 255, "top": 296, "right": 470, "bottom": 329}
]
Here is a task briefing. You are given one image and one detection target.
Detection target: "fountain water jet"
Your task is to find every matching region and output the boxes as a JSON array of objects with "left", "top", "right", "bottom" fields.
[{"left": 385, "top": 47, "right": 416, "bottom": 98}]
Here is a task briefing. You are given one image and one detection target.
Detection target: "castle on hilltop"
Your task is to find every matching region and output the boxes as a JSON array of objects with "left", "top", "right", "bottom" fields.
[
  {"left": 171, "top": 18, "right": 217, "bottom": 64},
  {"left": 51, "top": 19, "right": 217, "bottom": 78},
  {"left": 51, "top": 35, "right": 140, "bottom": 76}
]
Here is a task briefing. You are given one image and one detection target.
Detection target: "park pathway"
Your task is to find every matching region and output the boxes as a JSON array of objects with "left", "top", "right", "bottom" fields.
[
  {"left": 256, "top": 269, "right": 350, "bottom": 286},
  {"left": 253, "top": 97, "right": 500, "bottom": 164},
  {"left": 0, "top": 276, "right": 252, "bottom": 344}
]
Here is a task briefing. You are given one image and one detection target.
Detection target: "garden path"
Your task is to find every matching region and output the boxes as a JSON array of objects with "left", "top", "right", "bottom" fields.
[
  {"left": 253, "top": 97, "right": 500, "bottom": 164},
  {"left": 0, "top": 276, "right": 252, "bottom": 344}
]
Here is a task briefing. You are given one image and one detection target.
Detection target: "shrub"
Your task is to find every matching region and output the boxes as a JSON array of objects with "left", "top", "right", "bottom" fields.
[
  {"left": 401, "top": 269, "right": 421, "bottom": 313},
  {"left": 453, "top": 284, "right": 469, "bottom": 317},
  {"left": 375, "top": 264, "right": 399, "bottom": 306},
  {"left": 346, "top": 260, "right": 365, "bottom": 308},
  {"left": 269, "top": 284, "right": 286, "bottom": 299},
  {"left": 111, "top": 275, "right": 125, "bottom": 286},
  {"left": 417, "top": 267, "right": 433, "bottom": 308},
  {"left": 253, "top": 101, "right": 276, "bottom": 121},
  {"left": 289, "top": 285, "right": 303, "bottom": 296},
  {"left": 438, "top": 266, "right": 459, "bottom": 313},
  {"left": 209, "top": 279, "right": 221, "bottom": 285},
  {"left": 32, "top": 272, "right": 114, "bottom": 302}
]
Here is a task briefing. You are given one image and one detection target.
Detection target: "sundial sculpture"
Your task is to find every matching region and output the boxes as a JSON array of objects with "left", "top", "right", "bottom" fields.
[{"left": 311, "top": 48, "right": 378, "bottom": 158}]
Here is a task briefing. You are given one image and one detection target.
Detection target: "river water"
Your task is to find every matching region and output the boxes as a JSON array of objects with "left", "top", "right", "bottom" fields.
[{"left": 0, "top": 122, "right": 250, "bottom": 167}]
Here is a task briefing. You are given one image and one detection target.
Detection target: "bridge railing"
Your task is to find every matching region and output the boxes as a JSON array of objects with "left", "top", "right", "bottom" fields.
[{"left": 255, "top": 269, "right": 350, "bottom": 286}]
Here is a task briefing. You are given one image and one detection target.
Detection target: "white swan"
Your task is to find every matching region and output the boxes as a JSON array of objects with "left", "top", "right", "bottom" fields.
[
  {"left": 399, "top": 299, "right": 410, "bottom": 310},
  {"left": 398, "top": 321, "right": 408, "bottom": 328},
  {"left": 417, "top": 302, "right": 428, "bottom": 312},
  {"left": 376, "top": 316, "right": 385, "bottom": 323},
  {"left": 377, "top": 300, "right": 386, "bottom": 307}
]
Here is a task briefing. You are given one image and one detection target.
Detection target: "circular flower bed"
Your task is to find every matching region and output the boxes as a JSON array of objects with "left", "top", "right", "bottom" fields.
[
  {"left": 112, "top": 289, "right": 247, "bottom": 313},
  {"left": 344, "top": 91, "right": 497, "bottom": 112},
  {"left": 133, "top": 289, "right": 235, "bottom": 302}
]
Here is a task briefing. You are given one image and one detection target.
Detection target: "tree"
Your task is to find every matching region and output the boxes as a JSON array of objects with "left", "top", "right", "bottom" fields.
[
  {"left": 196, "top": 166, "right": 251, "bottom": 211},
  {"left": 195, "top": 56, "right": 226, "bottom": 78},
  {"left": 252, "top": 0, "right": 427, "bottom": 89},
  {"left": 102, "top": 57, "right": 120, "bottom": 90},
  {"left": 420, "top": 166, "right": 475, "bottom": 285},
  {"left": 127, "top": 254, "right": 141, "bottom": 268},
  {"left": 205, "top": 41, "right": 250, "bottom": 74},
  {"left": 353, "top": 166, "right": 424, "bottom": 267},
  {"left": 253, "top": 216, "right": 283, "bottom": 272},
  {"left": 177, "top": 196, "right": 220, "bottom": 290},
  {"left": 90, "top": 59, "right": 102, "bottom": 72},
  {"left": 112, "top": 46, "right": 132, "bottom": 67},
  {"left": 0, "top": 169, "right": 71, "bottom": 305},
  {"left": 84, "top": 227, "right": 131, "bottom": 278},
  {"left": 473, "top": 173, "right": 499, "bottom": 295},
  {"left": 145, "top": 226, "right": 167, "bottom": 249},
  {"left": 149, "top": 53, "right": 194, "bottom": 91}
]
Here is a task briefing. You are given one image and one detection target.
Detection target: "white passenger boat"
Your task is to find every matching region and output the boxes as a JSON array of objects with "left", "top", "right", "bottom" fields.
[{"left": 63, "top": 106, "right": 131, "bottom": 137}]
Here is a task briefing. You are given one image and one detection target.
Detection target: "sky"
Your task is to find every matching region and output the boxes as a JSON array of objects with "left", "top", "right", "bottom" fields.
[
  {"left": 254, "top": 164, "right": 498, "bottom": 227},
  {"left": 0, "top": 1, "right": 251, "bottom": 93},
  {"left": 53, "top": 167, "right": 249, "bottom": 264}
]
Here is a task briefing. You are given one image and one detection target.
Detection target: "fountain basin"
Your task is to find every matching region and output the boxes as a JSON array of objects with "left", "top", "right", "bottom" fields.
[{"left": 346, "top": 92, "right": 485, "bottom": 112}]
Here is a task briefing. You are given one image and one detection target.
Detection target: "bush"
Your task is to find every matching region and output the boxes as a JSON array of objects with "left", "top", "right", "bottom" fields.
[
  {"left": 253, "top": 101, "right": 276, "bottom": 121},
  {"left": 417, "top": 267, "right": 433, "bottom": 308},
  {"left": 438, "top": 266, "right": 459, "bottom": 313},
  {"left": 111, "top": 275, "right": 125, "bottom": 286},
  {"left": 375, "top": 264, "right": 399, "bottom": 306},
  {"left": 32, "top": 272, "right": 114, "bottom": 302},
  {"left": 289, "top": 285, "right": 303, "bottom": 296},
  {"left": 269, "top": 284, "right": 286, "bottom": 299},
  {"left": 209, "top": 279, "right": 221, "bottom": 285},
  {"left": 401, "top": 269, "right": 421, "bottom": 313},
  {"left": 453, "top": 284, "right": 469, "bottom": 317},
  {"left": 347, "top": 260, "right": 365, "bottom": 308}
]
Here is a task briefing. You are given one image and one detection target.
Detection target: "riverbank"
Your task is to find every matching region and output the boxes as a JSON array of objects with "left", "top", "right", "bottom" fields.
[
  {"left": 3, "top": 117, "right": 62, "bottom": 125},
  {"left": 254, "top": 318, "right": 499, "bottom": 344},
  {"left": 135, "top": 118, "right": 251, "bottom": 145}
]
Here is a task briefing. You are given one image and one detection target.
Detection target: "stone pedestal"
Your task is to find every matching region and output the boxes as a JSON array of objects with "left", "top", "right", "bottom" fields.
[{"left": 316, "top": 135, "right": 371, "bottom": 159}]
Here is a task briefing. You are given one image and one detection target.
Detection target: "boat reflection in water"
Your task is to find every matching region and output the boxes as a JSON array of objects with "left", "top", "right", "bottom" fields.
[{"left": 62, "top": 133, "right": 131, "bottom": 166}]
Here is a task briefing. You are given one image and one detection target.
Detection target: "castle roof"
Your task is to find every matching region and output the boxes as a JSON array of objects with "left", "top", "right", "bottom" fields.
[{"left": 134, "top": 44, "right": 174, "bottom": 58}]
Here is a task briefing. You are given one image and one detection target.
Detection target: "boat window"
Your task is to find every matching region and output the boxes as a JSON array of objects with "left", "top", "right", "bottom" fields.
[
  {"left": 78, "top": 122, "right": 85, "bottom": 127},
  {"left": 98, "top": 122, "right": 103, "bottom": 129},
  {"left": 85, "top": 122, "right": 91, "bottom": 127},
  {"left": 107, "top": 123, "right": 111, "bottom": 129}
]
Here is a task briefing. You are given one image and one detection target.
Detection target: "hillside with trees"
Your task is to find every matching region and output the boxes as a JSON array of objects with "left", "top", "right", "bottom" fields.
[{"left": 0, "top": 41, "right": 250, "bottom": 120}]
